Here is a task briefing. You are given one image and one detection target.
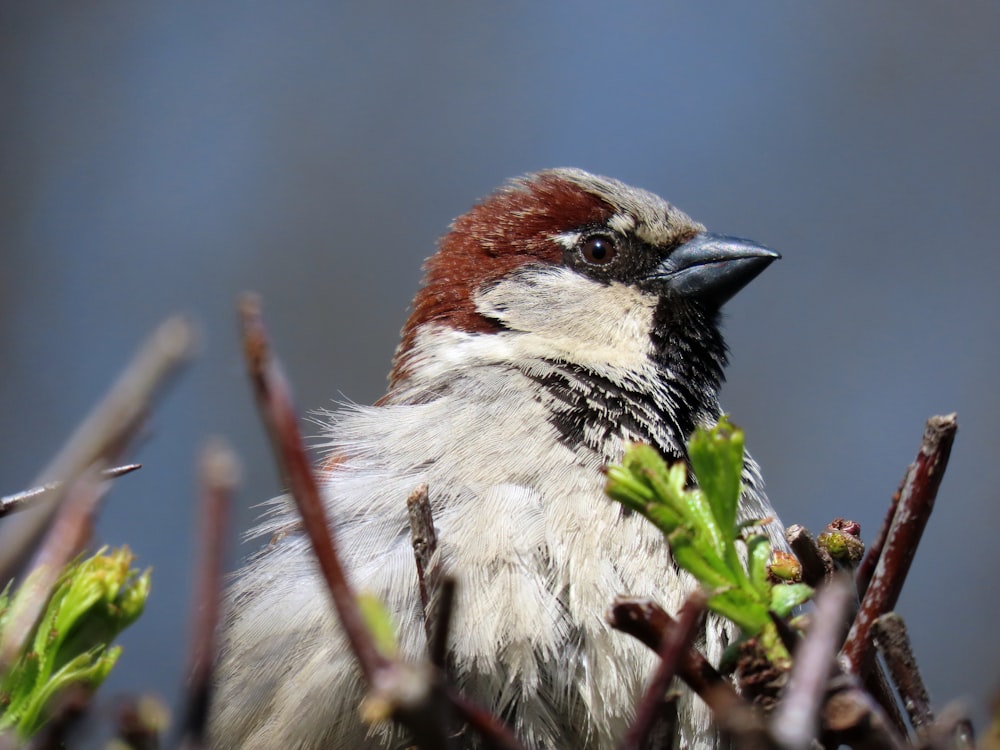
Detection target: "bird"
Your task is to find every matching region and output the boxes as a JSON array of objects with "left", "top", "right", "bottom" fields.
[{"left": 209, "top": 168, "right": 784, "bottom": 750}]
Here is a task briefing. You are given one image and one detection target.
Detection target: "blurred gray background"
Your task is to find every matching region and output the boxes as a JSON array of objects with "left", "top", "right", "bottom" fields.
[{"left": 2, "top": 0, "right": 998, "bottom": 735}]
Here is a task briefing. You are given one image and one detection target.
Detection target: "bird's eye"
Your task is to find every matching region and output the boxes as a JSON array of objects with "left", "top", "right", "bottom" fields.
[{"left": 579, "top": 235, "right": 618, "bottom": 266}]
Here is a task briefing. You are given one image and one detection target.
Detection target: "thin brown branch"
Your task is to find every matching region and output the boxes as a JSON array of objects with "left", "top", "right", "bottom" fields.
[
  {"left": 446, "top": 687, "right": 528, "bottom": 750},
  {"left": 619, "top": 592, "right": 706, "bottom": 750},
  {"left": 865, "top": 662, "right": 911, "bottom": 740},
  {"left": 607, "top": 598, "right": 750, "bottom": 729},
  {"left": 0, "top": 464, "right": 141, "bottom": 519},
  {"left": 608, "top": 597, "right": 677, "bottom": 651},
  {"left": 0, "top": 464, "right": 109, "bottom": 670},
  {"left": 922, "top": 704, "right": 976, "bottom": 750},
  {"left": 856, "top": 474, "right": 906, "bottom": 598},
  {"left": 361, "top": 663, "right": 456, "bottom": 750},
  {"left": 0, "top": 316, "right": 194, "bottom": 581},
  {"left": 785, "top": 525, "right": 833, "bottom": 588},
  {"left": 102, "top": 462, "right": 143, "bottom": 479},
  {"left": 429, "top": 576, "right": 457, "bottom": 670},
  {"left": 768, "top": 611, "right": 802, "bottom": 656},
  {"left": 771, "top": 576, "right": 852, "bottom": 750},
  {"left": 871, "top": 613, "right": 932, "bottom": 733},
  {"left": 820, "top": 676, "right": 909, "bottom": 750},
  {"left": 178, "top": 439, "right": 240, "bottom": 750},
  {"left": 786, "top": 531, "right": 910, "bottom": 739},
  {"left": 406, "top": 484, "right": 439, "bottom": 643},
  {"left": 116, "top": 694, "right": 170, "bottom": 750},
  {"left": 842, "top": 414, "right": 957, "bottom": 677},
  {"left": 365, "top": 664, "right": 523, "bottom": 750},
  {"left": 405, "top": 485, "right": 455, "bottom": 671},
  {"left": 239, "top": 293, "right": 291, "bottom": 488},
  {"left": 238, "top": 294, "right": 386, "bottom": 681}
]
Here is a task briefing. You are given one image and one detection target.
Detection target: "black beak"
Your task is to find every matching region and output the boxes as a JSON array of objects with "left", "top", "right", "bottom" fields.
[{"left": 649, "top": 232, "right": 780, "bottom": 307}]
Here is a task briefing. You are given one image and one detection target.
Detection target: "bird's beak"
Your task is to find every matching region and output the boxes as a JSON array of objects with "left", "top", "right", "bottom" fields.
[{"left": 650, "top": 232, "right": 780, "bottom": 307}]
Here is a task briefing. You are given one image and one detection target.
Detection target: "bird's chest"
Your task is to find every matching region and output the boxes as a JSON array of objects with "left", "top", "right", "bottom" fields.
[
  {"left": 324, "top": 372, "right": 701, "bottom": 746},
  {"left": 404, "top": 392, "right": 680, "bottom": 654},
  {"left": 374, "top": 372, "right": 679, "bottom": 573}
]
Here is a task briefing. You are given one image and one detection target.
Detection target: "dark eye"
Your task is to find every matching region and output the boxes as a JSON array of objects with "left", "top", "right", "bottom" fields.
[{"left": 579, "top": 235, "right": 618, "bottom": 266}]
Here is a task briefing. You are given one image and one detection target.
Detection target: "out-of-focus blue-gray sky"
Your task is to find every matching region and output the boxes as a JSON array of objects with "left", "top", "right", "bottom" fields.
[{"left": 2, "top": 0, "right": 998, "bottom": 734}]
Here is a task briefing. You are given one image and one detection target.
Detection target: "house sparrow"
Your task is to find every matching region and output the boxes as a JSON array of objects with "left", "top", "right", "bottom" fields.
[{"left": 210, "top": 168, "right": 783, "bottom": 750}]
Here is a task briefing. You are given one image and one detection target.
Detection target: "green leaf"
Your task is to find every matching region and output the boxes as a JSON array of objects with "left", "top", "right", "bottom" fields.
[
  {"left": 605, "top": 448, "right": 685, "bottom": 534},
  {"left": 688, "top": 416, "right": 744, "bottom": 541},
  {"left": 707, "top": 588, "right": 771, "bottom": 634},
  {"left": 680, "top": 489, "right": 727, "bottom": 562},
  {"left": 622, "top": 443, "right": 671, "bottom": 478},
  {"left": 668, "top": 529, "right": 734, "bottom": 590},
  {"left": 606, "top": 426, "right": 811, "bottom": 648},
  {"left": 604, "top": 464, "right": 656, "bottom": 512},
  {"left": 357, "top": 592, "right": 398, "bottom": 659},
  {"left": 15, "top": 646, "right": 120, "bottom": 737},
  {"left": 747, "top": 535, "right": 772, "bottom": 598},
  {"left": 644, "top": 503, "right": 684, "bottom": 534},
  {"left": 769, "top": 583, "right": 814, "bottom": 617},
  {"left": 0, "top": 547, "right": 149, "bottom": 739}
]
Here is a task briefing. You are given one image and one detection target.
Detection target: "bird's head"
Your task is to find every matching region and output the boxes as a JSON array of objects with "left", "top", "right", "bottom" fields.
[{"left": 390, "top": 169, "right": 777, "bottom": 405}]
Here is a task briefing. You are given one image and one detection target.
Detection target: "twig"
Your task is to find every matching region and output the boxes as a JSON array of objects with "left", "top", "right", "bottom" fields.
[
  {"left": 407, "top": 485, "right": 439, "bottom": 643},
  {"left": 238, "top": 294, "right": 386, "bottom": 681},
  {"left": 871, "top": 613, "right": 932, "bottom": 733},
  {"left": 785, "top": 525, "right": 833, "bottom": 588},
  {"left": 771, "top": 576, "right": 852, "bottom": 750},
  {"left": 0, "top": 465, "right": 110, "bottom": 670},
  {"left": 608, "top": 597, "right": 678, "bottom": 652},
  {"left": 0, "top": 316, "right": 194, "bottom": 581},
  {"left": 447, "top": 688, "right": 528, "bottom": 750},
  {"left": 430, "top": 577, "right": 457, "bottom": 670},
  {"left": 922, "top": 704, "right": 976, "bottom": 750},
  {"left": 788, "top": 528, "right": 904, "bottom": 736},
  {"left": 768, "top": 611, "right": 802, "bottom": 656},
  {"left": 240, "top": 294, "right": 292, "bottom": 488},
  {"left": 865, "top": 663, "right": 911, "bottom": 740},
  {"left": 178, "top": 439, "right": 240, "bottom": 750},
  {"left": 360, "top": 664, "right": 455, "bottom": 750},
  {"left": 856, "top": 474, "right": 906, "bottom": 598},
  {"left": 820, "top": 676, "right": 909, "bottom": 750},
  {"left": 405, "top": 486, "right": 455, "bottom": 671},
  {"left": 619, "top": 592, "right": 706, "bottom": 750},
  {"left": 0, "top": 464, "right": 141, "bottom": 519},
  {"left": 842, "top": 414, "right": 957, "bottom": 677},
  {"left": 115, "top": 694, "right": 170, "bottom": 750},
  {"left": 607, "top": 598, "right": 749, "bottom": 727},
  {"left": 105, "top": 462, "right": 144, "bottom": 478}
]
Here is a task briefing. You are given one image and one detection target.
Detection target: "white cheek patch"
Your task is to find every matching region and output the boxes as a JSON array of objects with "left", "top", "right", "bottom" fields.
[{"left": 473, "top": 267, "right": 658, "bottom": 372}]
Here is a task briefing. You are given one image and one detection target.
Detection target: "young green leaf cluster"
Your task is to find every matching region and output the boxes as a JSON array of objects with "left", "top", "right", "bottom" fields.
[
  {"left": 0, "top": 547, "right": 150, "bottom": 738},
  {"left": 605, "top": 417, "right": 811, "bottom": 648}
]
